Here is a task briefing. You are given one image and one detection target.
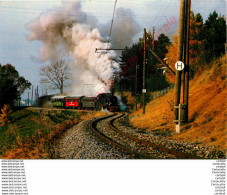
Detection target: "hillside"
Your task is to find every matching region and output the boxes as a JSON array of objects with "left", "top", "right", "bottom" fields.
[{"left": 129, "top": 55, "right": 226, "bottom": 150}]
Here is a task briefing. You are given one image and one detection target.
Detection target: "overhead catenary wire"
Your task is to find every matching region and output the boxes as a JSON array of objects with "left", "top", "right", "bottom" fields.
[
  {"left": 153, "top": 0, "right": 174, "bottom": 31},
  {"left": 0, "top": 6, "right": 218, "bottom": 19},
  {"left": 150, "top": 0, "right": 165, "bottom": 26},
  {"left": 0, "top": 10, "right": 175, "bottom": 20}
]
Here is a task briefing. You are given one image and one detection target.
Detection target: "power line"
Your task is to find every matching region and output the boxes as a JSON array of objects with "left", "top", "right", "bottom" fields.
[
  {"left": 0, "top": 5, "right": 221, "bottom": 21},
  {"left": 150, "top": 0, "right": 165, "bottom": 25},
  {"left": 0, "top": 9, "right": 174, "bottom": 19},
  {"left": 154, "top": 0, "right": 174, "bottom": 29}
]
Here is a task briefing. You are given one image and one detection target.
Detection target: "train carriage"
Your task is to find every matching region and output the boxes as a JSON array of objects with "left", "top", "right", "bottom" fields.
[
  {"left": 51, "top": 96, "right": 66, "bottom": 108},
  {"left": 65, "top": 96, "right": 82, "bottom": 109},
  {"left": 81, "top": 97, "right": 98, "bottom": 110},
  {"left": 50, "top": 93, "right": 121, "bottom": 112}
]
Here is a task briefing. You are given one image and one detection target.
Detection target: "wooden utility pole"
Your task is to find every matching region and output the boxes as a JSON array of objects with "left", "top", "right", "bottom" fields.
[
  {"left": 183, "top": 0, "right": 191, "bottom": 123},
  {"left": 27, "top": 92, "right": 30, "bottom": 107},
  {"left": 174, "top": 0, "right": 186, "bottom": 121},
  {"left": 31, "top": 85, "right": 33, "bottom": 107},
  {"left": 143, "top": 28, "right": 147, "bottom": 114},
  {"left": 37, "top": 86, "right": 39, "bottom": 98},
  {"left": 152, "top": 26, "right": 155, "bottom": 51},
  {"left": 135, "top": 64, "right": 138, "bottom": 110},
  {"left": 36, "top": 85, "right": 39, "bottom": 106},
  {"left": 182, "top": 0, "right": 187, "bottom": 103}
]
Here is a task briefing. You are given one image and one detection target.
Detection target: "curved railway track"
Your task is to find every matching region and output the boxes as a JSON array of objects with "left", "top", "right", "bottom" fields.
[{"left": 90, "top": 113, "right": 203, "bottom": 159}]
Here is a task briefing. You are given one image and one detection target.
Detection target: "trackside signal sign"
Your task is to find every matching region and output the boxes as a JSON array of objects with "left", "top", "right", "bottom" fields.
[
  {"left": 175, "top": 61, "right": 185, "bottom": 71},
  {"left": 142, "top": 89, "right": 146, "bottom": 93}
]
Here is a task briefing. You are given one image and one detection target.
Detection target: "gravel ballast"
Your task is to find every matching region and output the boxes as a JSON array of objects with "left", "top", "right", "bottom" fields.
[
  {"left": 57, "top": 113, "right": 226, "bottom": 159},
  {"left": 57, "top": 117, "right": 134, "bottom": 159},
  {"left": 114, "top": 114, "right": 226, "bottom": 159}
]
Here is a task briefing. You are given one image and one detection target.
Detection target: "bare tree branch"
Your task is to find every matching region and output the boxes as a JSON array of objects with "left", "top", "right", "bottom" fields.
[{"left": 40, "top": 59, "right": 71, "bottom": 94}]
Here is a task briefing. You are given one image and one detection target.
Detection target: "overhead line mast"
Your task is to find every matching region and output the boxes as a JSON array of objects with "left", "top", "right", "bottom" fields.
[
  {"left": 174, "top": 0, "right": 185, "bottom": 122},
  {"left": 173, "top": 0, "right": 191, "bottom": 133},
  {"left": 142, "top": 28, "right": 147, "bottom": 114},
  {"left": 108, "top": 0, "right": 118, "bottom": 42},
  {"left": 183, "top": 0, "right": 191, "bottom": 123}
]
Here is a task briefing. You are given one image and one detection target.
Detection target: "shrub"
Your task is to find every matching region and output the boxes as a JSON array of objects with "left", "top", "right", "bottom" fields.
[{"left": 0, "top": 105, "right": 13, "bottom": 126}]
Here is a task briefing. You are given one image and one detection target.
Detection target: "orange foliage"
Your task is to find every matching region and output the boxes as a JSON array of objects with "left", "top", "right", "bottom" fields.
[
  {"left": 0, "top": 105, "right": 12, "bottom": 126},
  {"left": 165, "top": 35, "right": 178, "bottom": 83},
  {"left": 130, "top": 55, "right": 226, "bottom": 150},
  {"left": 166, "top": 12, "right": 206, "bottom": 82},
  {"left": 1, "top": 119, "right": 79, "bottom": 159},
  {"left": 1, "top": 110, "right": 106, "bottom": 159}
]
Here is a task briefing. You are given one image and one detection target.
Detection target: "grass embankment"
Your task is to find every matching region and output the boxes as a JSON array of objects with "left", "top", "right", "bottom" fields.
[
  {"left": 0, "top": 108, "right": 105, "bottom": 159},
  {"left": 129, "top": 56, "right": 226, "bottom": 150}
]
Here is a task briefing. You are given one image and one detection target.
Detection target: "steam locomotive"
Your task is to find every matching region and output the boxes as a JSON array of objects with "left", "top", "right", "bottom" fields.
[{"left": 51, "top": 93, "right": 120, "bottom": 112}]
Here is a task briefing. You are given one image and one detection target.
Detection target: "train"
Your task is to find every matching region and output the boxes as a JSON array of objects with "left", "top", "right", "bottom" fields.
[{"left": 51, "top": 93, "right": 120, "bottom": 112}]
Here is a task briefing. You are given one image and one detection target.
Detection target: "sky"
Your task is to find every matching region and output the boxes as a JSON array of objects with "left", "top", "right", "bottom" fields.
[{"left": 0, "top": 0, "right": 226, "bottom": 99}]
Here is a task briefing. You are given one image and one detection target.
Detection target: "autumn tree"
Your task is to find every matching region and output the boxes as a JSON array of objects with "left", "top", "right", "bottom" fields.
[
  {"left": 166, "top": 11, "right": 226, "bottom": 81},
  {"left": 41, "top": 59, "right": 71, "bottom": 94},
  {"left": 0, "top": 64, "right": 31, "bottom": 108},
  {"left": 165, "top": 35, "right": 178, "bottom": 83}
]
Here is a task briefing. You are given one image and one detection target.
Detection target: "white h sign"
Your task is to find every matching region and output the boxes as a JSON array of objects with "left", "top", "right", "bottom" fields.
[
  {"left": 175, "top": 61, "right": 185, "bottom": 71},
  {"left": 142, "top": 89, "right": 146, "bottom": 94}
]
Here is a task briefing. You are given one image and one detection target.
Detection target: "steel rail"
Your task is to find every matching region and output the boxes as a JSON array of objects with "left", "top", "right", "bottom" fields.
[
  {"left": 90, "top": 113, "right": 157, "bottom": 159},
  {"left": 109, "top": 114, "right": 203, "bottom": 159}
]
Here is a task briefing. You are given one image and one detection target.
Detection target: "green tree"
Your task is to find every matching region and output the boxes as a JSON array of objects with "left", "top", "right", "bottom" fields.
[
  {"left": 0, "top": 64, "right": 31, "bottom": 108},
  {"left": 117, "top": 33, "right": 171, "bottom": 95},
  {"left": 117, "top": 43, "right": 143, "bottom": 93},
  {"left": 155, "top": 34, "right": 171, "bottom": 59},
  {"left": 203, "top": 11, "right": 226, "bottom": 63}
]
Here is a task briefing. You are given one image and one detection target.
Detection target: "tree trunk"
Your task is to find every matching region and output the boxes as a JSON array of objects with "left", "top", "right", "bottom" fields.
[{"left": 60, "top": 78, "right": 63, "bottom": 94}]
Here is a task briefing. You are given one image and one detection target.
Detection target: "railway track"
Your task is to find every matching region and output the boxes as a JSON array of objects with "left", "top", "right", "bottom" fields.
[{"left": 90, "top": 113, "right": 203, "bottom": 159}]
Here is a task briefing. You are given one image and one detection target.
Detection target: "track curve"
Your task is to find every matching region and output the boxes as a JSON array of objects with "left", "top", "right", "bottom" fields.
[{"left": 90, "top": 113, "right": 203, "bottom": 159}]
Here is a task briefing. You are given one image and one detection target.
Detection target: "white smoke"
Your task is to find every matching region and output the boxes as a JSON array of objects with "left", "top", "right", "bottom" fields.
[
  {"left": 27, "top": 2, "right": 120, "bottom": 96},
  {"left": 101, "top": 7, "right": 141, "bottom": 54}
]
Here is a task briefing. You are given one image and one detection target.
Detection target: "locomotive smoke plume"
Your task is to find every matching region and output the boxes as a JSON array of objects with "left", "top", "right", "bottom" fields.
[
  {"left": 27, "top": 2, "right": 119, "bottom": 96},
  {"left": 27, "top": 2, "right": 140, "bottom": 96},
  {"left": 101, "top": 7, "right": 140, "bottom": 53}
]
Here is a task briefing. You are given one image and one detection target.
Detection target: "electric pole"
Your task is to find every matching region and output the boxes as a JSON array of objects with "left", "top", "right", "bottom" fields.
[
  {"left": 152, "top": 26, "right": 155, "bottom": 51},
  {"left": 135, "top": 64, "right": 138, "bottom": 110},
  {"left": 174, "top": 0, "right": 186, "bottom": 121},
  {"left": 143, "top": 28, "right": 147, "bottom": 114},
  {"left": 31, "top": 85, "right": 33, "bottom": 107},
  {"left": 182, "top": 0, "right": 187, "bottom": 104},
  {"left": 183, "top": 0, "right": 191, "bottom": 123},
  {"left": 37, "top": 86, "right": 39, "bottom": 99},
  {"left": 27, "top": 92, "right": 30, "bottom": 107},
  {"left": 35, "top": 86, "right": 39, "bottom": 107}
]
